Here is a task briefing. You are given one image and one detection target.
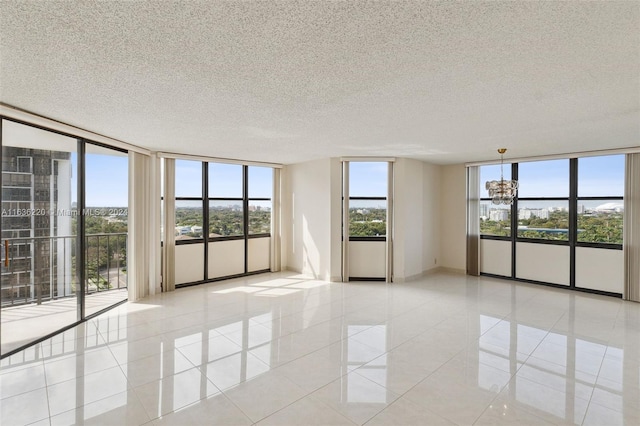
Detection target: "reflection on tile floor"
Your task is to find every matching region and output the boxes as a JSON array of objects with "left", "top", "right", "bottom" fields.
[{"left": 1, "top": 271, "right": 639, "bottom": 425}]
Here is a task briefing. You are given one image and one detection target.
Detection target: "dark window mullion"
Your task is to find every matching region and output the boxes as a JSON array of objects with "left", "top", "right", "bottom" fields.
[
  {"left": 569, "top": 158, "right": 578, "bottom": 288},
  {"left": 77, "top": 139, "right": 86, "bottom": 320},
  {"left": 203, "top": 162, "right": 209, "bottom": 280},
  {"left": 577, "top": 196, "right": 624, "bottom": 201},
  {"left": 243, "top": 165, "right": 248, "bottom": 274},
  {"left": 208, "top": 197, "right": 244, "bottom": 201},
  {"left": 511, "top": 162, "right": 518, "bottom": 279}
]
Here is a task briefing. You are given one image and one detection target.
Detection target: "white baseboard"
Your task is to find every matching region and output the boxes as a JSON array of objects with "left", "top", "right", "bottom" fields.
[{"left": 393, "top": 266, "right": 466, "bottom": 282}]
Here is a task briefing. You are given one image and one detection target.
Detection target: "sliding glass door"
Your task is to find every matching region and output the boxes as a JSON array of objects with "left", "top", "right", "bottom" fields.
[
  {"left": 1, "top": 118, "right": 129, "bottom": 356},
  {"left": 84, "top": 143, "right": 129, "bottom": 316}
]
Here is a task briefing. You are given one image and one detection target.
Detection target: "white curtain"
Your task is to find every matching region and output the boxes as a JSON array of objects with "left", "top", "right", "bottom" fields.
[
  {"left": 341, "top": 161, "right": 350, "bottom": 282},
  {"left": 466, "top": 166, "right": 480, "bottom": 276},
  {"left": 163, "top": 158, "right": 176, "bottom": 292},
  {"left": 270, "top": 168, "right": 282, "bottom": 272},
  {"left": 386, "top": 161, "right": 394, "bottom": 283},
  {"left": 624, "top": 153, "right": 640, "bottom": 302},
  {"left": 127, "top": 151, "right": 159, "bottom": 302},
  {"left": 148, "top": 154, "right": 162, "bottom": 295}
]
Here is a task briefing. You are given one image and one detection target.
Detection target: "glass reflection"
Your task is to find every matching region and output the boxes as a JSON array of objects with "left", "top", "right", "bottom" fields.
[
  {"left": 347, "top": 325, "right": 388, "bottom": 403},
  {"left": 477, "top": 313, "right": 626, "bottom": 424},
  {"left": 2, "top": 273, "right": 637, "bottom": 426}
]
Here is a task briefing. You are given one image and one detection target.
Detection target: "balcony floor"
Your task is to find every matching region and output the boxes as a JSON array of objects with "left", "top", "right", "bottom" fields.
[{"left": 1, "top": 289, "right": 128, "bottom": 354}]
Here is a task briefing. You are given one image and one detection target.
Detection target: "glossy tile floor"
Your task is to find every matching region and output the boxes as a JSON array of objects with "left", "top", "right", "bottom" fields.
[{"left": 1, "top": 271, "right": 639, "bottom": 425}]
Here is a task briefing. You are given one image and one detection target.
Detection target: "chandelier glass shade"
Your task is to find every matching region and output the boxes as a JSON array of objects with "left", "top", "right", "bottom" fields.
[{"left": 485, "top": 148, "right": 518, "bottom": 205}]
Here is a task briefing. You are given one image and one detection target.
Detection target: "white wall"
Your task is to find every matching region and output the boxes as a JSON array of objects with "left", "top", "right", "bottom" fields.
[
  {"left": 329, "top": 158, "right": 343, "bottom": 281},
  {"left": 439, "top": 164, "right": 467, "bottom": 272},
  {"left": 394, "top": 158, "right": 424, "bottom": 281},
  {"left": 422, "top": 161, "right": 442, "bottom": 275},
  {"left": 391, "top": 158, "right": 443, "bottom": 281},
  {"left": 282, "top": 158, "right": 339, "bottom": 281},
  {"left": 282, "top": 157, "right": 446, "bottom": 283}
]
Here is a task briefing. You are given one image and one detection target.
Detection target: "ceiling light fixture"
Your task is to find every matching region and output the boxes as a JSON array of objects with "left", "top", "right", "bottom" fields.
[{"left": 486, "top": 148, "right": 518, "bottom": 205}]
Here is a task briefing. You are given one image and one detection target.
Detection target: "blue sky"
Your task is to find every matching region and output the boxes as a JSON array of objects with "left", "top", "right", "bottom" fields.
[
  {"left": 78, "top": 155, "right": 624, "bottom": 207},
  {"left": 175, "top": 161, "right": 273, "bottom": 198},
  {"left": 481, "top": 155, "right": 624, "bottom": 198},
  {"left": 70, "top": 153, "right": 129, "bottom": 207},
  {"left": 349, "top": 162, "right": 388, "bottom": 197}
]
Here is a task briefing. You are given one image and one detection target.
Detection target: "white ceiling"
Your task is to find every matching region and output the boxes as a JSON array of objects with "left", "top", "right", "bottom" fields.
[{"left": 1, "top": 1, "right": 638, "bottom": 165}]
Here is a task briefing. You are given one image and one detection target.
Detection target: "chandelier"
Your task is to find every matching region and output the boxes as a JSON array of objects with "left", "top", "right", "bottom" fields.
[{"left": 485, "top": 148, "right": 518, "bottom": 205}]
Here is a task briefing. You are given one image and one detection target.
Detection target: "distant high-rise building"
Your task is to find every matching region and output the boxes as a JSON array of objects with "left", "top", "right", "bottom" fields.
[
  {"left": 1, "top": 147, "right": 73, "bottom": 306},
  {"left": 479, "top": 203, "right": 489, "bottom": 218},
  {"left": 489, "top": 209, "right": 509, "bottom": 221},
  {"left": 518, "top": 208, "right": 550, "bottom": 220}
]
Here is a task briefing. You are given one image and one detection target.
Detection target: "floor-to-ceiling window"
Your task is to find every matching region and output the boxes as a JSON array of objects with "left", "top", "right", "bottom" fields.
[
  {"left": 478, "top": 154, "right": 624, "bottom": 295},
  {"left": 0, "top": 118, "right": 129, "bottom": 356},
  {"left": 84, "top": 143, "right": 129, "bottom": 316},
  {"left": 344, "top": 161, "right": 390, "bottom": 281},
  {"left": 174, "top": 160, "right": 205, "bottom": 284},
  {"left": 172, "top": 160, "right": 273, "bottom": 286},
  {"left": 247, "top": 166, "right": 272, "bottom": 273}
]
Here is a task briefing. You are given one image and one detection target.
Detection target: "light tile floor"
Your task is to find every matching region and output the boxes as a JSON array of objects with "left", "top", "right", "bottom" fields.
[{"left": 1, "top": 271, "right": 639, "bottom": 425}]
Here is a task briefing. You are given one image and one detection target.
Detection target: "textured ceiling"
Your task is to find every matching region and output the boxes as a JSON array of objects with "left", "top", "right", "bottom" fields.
[{"left": 1, "top": 1, "right": 638, "bottom": 165}]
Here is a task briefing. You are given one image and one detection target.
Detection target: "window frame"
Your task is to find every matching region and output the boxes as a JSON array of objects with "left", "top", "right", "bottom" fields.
[
  {"left": 575, "top": 155, "right": 624, "bottom": 249},
  {"left": 346, "top": 161, "right": 388, "bottom": 241},
  {"left": 174, "top": 163, "right": 273, "bottom": 246}
]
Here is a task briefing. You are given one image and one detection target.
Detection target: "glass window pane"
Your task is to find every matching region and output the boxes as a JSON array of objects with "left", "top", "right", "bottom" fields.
[
  {"left": 175, "top": 200, "right": 203, "bottom": 240},
  {"left": 175, "top": 160, "right": 202, "bottom": 198},
  {"left": 349, "top": 199, "right": 387, "bottom": 237},
  {"left": 84, "top": 144, "right": 129, "bottom": 315},
  {"left": 577, "top": 199, "right": 623, "bottom": 244},
  {"left": 349, "top": 162, "right": 387, "bottom": 197},
  {"left": 578, "top": 155, "right": 624, "bottom": 197},
  {"left": 209, "top": 163, "right": 242, "bottom": 198},
  {"left": 209, "top": 200, "right": 243, "bottom": 237},
  {"left": 248, "top": 166, "right": 272, "bottom": 198},
  {"left": 249, "top": 200, "right": 271, "bottom": 235},
  {"left": 480, "top": 201, "right": 511, "bottom": 236},
  {"left": 1, "top": 119, "right": 79, "bottom": 354},
  {"left": 517, "top": 160, "right": 569, "bottom": 198},
  {"left": 480, "top": 164, "right": 512, "bottom": 188},
  {"left": 517, "top": 200, "right": 569, "bottom": 240}
]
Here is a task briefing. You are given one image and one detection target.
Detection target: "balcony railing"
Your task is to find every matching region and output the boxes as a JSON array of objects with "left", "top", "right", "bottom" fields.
[{"left": 1, "top": 233, "right": 127, "bottom": 307}]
